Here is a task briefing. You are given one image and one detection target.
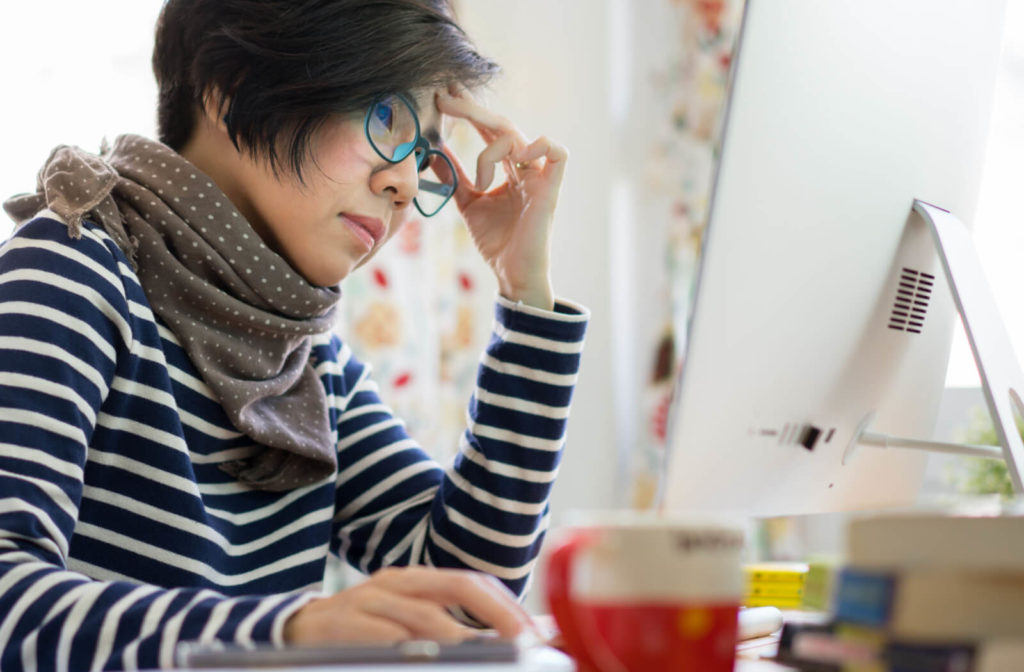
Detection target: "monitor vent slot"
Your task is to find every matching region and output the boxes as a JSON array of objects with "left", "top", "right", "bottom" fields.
[{"left": 887, "top": 268, "right": 933, "bottom": 334}]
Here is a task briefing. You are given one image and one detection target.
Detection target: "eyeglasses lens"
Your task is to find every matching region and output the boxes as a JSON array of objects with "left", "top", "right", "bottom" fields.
[
  {"left": 366, "top": 96, "right": 418, "bottom": 162},
  {"left": 415, "top": 151, "right": 457, "bottom": 217}
]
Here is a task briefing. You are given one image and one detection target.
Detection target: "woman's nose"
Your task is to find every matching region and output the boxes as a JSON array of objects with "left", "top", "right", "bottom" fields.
[{"left": 370, "top": 153, "right": 419, "bottom": 209}]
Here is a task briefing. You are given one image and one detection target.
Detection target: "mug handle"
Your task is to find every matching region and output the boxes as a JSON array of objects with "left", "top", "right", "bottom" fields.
[{"left": 545, "top": 531, "right": 627, "bottom": 672}]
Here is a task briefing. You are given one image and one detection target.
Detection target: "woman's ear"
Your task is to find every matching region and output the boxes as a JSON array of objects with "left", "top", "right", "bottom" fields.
[{"left": 198, "top": 87, "right": 232, "bottom": 134}]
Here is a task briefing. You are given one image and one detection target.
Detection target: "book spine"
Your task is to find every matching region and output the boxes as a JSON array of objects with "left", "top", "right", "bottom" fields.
[{"left": 833, "top": 568, "right": 896, "bottom": 628}]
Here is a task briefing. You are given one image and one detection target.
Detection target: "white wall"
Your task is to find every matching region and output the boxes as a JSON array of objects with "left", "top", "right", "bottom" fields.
[
  {"left": 0, "top": 2, "right": 163, "bottom": 203},
  {"left": 947, "top": 0, "right": 1024, "bottom": 386},
  {"left": 454, "top": 0, "right": 621, "bottom": 523}
]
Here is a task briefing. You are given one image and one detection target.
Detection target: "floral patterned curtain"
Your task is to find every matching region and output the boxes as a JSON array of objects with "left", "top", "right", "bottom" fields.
[{"left": 630, "top": 0, "right": 744, "bottom": 508}]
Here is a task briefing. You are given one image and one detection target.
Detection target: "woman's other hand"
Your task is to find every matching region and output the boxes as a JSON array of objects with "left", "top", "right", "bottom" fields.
[{"left": 284, "top": 566, "right": 537, "bottom": 644}]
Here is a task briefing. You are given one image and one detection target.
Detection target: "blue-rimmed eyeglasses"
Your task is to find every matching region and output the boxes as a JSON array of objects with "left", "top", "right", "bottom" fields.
[{"left": 364, "top": 93, "right": 457, "bottom": 217}]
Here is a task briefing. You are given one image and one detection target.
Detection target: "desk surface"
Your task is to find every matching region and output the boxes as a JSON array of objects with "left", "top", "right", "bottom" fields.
[{"left": 737, "top": 662, "right": 799, "bottom": 671}]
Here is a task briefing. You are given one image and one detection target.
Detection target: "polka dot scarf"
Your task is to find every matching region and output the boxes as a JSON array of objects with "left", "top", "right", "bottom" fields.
[{"left": 4, "top": 135, "right": 341, "bottom": 491}]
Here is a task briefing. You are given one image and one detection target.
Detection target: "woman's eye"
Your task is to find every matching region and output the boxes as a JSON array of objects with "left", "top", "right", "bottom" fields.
[{"left": 373, "top": 102, "right": 394, "bottom": 132}]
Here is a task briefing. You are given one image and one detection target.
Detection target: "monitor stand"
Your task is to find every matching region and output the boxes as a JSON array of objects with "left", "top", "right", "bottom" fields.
[{"left": 843, "top": 200, "right": 1024, "bottom": 493}]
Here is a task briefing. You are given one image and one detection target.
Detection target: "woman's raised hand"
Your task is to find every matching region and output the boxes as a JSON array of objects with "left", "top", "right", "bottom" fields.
[{"left": 435, "top": 89, "right": 568, "bottom": 311}]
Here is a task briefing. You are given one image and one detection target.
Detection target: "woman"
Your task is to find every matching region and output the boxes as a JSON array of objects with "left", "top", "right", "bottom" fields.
[{"left": 0, "top": 1, "right": 587, "bottom": 670}]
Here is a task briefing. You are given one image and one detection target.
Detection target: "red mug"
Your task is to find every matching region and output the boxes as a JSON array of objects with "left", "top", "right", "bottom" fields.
[{"left": 545, "top": 514, "right": 745, "bottom": 672}]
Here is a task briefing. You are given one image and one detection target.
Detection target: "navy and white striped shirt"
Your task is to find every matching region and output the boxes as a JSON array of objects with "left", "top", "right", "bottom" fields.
[{"left": 0, "top": 216, "right": 588, "bottom": 672}]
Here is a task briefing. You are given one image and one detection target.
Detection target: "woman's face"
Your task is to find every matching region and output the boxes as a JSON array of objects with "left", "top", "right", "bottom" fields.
[{"left": 235, "top": 91, "right": 445, "bottom": 287}]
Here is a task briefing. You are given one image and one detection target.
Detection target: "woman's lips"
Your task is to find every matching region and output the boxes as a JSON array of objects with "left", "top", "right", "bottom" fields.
[{"left": 339, "top": 213, "right": 385, "bottom": 251}]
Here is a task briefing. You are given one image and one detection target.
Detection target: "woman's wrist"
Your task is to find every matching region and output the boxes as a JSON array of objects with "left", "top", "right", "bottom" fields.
[
  {"left": 498, "top": 279, "right": 554, "bottom": 312},
  {"left": 282, "top": 605, "right": 305, "bottom": 643}
]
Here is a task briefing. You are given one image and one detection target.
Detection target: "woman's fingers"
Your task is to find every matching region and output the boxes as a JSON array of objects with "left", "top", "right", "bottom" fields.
[
  {"left": 374, "top": 567, "right": 535, "bottom": 639},
  {"left": 437, "top": 89, "right": 519, "bottom": 143},
  {"left": 334, "top": 614, "right": 413, "bottom": 642},
  {"left": 437, "top": 89, "right": 533, "bottom": 182},
  {"left": 466, "top": 132, "right": 569, "bottom": 194},
  {"left": 435, "top": 91, "right": 568, "bottom": 195},
  {"left": 512, "top": 136, "right": 569, "bottom": 186},
  {"left": 285, "top": 594, "right": 413, "bottom": 644},
  {"left": 357, "top": 587, "right": 472, "bottom": 641},
  {"left": 474, "top": 133, "right": 518, "bottom": 191},
  {"left": 513, "top": 136, "right": 568, "bottom": 170}
]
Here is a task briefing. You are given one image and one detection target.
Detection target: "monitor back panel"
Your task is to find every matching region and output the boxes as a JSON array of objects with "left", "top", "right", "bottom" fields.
[{"left": 663, "top": 0, "right": 1007, "bottom": 515}]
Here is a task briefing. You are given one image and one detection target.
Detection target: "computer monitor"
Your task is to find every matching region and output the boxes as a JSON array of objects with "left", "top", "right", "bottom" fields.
[{"left": 661, "top": 0, "right": 1010, "bottom": 516}]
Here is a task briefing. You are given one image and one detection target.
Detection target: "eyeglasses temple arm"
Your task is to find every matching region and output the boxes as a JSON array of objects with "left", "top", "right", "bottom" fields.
[{"left": 418, "top": 180, "right": 455, "bottom": 197}]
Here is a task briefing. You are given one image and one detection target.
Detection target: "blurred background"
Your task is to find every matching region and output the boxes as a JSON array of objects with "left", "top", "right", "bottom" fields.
[{"left": 3, "top": 0, "right": 1024, "bottom": 603}]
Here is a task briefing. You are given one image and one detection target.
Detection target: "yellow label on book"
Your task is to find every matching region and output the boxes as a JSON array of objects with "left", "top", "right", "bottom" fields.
[
  {"left": 743, "top": 562, "right": 808, "bottom": 584},
  {"left": 746, "top": 583, "right": 804, "bottom": 598}
]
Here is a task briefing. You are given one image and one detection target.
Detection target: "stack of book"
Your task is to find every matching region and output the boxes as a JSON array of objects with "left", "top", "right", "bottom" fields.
[
  {"left": 776, "top": 514, "right": 1024, "bottom": 672},
  {"left": 744, "top": 562, "right": 808, "bottom": 609}
]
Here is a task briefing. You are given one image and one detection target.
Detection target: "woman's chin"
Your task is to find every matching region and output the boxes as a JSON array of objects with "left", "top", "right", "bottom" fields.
[{"left": 290, "top": 260, "right": 351, "bottom": 289}]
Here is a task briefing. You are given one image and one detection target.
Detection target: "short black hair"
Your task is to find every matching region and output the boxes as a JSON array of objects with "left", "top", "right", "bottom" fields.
[{"left": 152, "top": 0, "right": 498, "bottom": 181}]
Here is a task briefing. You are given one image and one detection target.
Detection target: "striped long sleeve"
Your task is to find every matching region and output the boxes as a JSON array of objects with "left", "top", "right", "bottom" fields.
[
  {"left": 0, "top": 216, "right": 588, "bottom": 672},
  {"left": 327, "top": 297, "right": 588, "bottom": 596},
  {"left": 0, "top": 219, "right": 316, "bottom": 672}
]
